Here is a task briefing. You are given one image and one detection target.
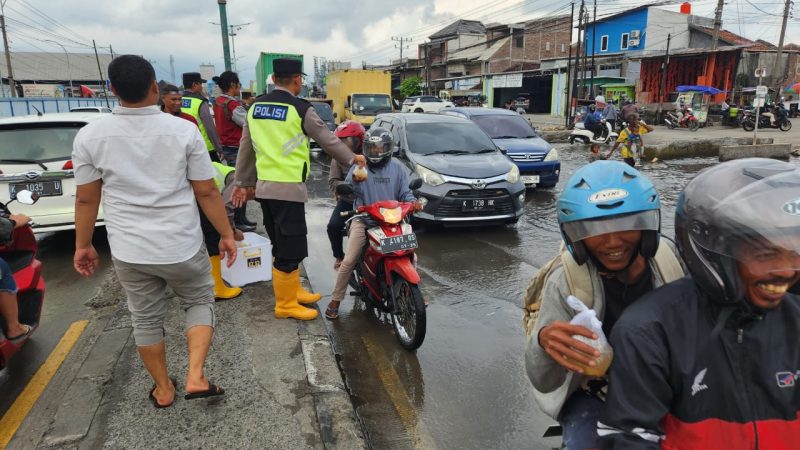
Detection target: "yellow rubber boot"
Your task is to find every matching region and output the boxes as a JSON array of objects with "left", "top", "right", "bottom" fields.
[
  {"left": 297, "top": 277, "right": 322, "bottom": 304},
  {"left": 273, "top": 269, "right": 318, "bottom": 320},
  {"left": 210, "top": 256, "right": 242, "bottom": 300}
]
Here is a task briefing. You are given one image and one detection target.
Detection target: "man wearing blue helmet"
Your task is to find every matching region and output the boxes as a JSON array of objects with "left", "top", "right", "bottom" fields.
[{"left": 524, "top": 161, "right": 685, "bottom": 450}]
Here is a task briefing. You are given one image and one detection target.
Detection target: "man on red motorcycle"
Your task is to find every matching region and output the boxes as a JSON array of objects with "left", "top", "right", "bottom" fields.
[
  {"left": 325, "top": 127, "right": 421, "bottom": 319},
  {"left": 0, "top": 213, "right": 33, "bottom": 341},
  {"left": 679, "top": 107, "right": 694, "bottom": 127}
]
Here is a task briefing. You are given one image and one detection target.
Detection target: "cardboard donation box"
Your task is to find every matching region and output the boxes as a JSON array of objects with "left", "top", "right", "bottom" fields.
[{"left": 221, "top": 232, "right": 272, "bottom": 286}]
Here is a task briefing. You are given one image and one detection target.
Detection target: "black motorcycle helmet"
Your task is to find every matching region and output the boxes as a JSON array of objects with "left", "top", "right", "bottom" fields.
[
  {"left": 675, "top": 158, "right": 800, "bottom": 305},
  {"left": 363, "top": 127, "right": 393, "bottom": 168}
]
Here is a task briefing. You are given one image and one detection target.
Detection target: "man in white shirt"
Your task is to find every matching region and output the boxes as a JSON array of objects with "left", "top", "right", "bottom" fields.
[{"left": 72, "top": 55, "right": 236, "bottom": 408}]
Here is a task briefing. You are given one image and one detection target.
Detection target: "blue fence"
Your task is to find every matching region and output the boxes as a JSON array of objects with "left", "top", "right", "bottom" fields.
[{"left": 0, "top": 97, "right": 119, "bottom": 117}]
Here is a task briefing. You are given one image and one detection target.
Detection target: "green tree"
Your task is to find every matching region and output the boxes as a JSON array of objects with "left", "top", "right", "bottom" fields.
[{"left": 399, "top": 76, "right": 423, "bottom": 99}]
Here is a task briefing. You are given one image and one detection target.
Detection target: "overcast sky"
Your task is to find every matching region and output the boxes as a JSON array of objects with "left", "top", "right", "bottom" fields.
[{"left": 5, "top": 0, "right": 799, "bottom": 87}]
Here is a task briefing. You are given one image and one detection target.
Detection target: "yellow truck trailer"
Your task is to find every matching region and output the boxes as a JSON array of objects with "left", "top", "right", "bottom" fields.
[{"left": 326, "top": 69, "right": 393, "bottom": 127}]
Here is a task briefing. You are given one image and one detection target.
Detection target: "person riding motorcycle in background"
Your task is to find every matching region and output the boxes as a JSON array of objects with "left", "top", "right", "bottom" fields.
[
  {"left": 583, "top": 104, "right": 604, "bottom": 139},
  {"left": 324, "top": 127, "right": 421, "bottom": 320},
  {"left": 327, "top": 121, "right": 365, "bottom": 270}
]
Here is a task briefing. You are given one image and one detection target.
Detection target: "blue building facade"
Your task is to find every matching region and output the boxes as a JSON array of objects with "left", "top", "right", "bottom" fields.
[{"left": 584, "top": 8, "right": 648, "bottom": 55}]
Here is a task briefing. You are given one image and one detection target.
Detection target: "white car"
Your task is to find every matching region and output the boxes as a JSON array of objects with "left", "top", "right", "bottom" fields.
[
  {"left": 401, "top": 95, "right": 454, "bottom": 113},
  {"left": 70, "top": 106, "right": 113, "bottom": 113},
  {"left": 0, "top": 112, "right": 105, "bottom": 233}
]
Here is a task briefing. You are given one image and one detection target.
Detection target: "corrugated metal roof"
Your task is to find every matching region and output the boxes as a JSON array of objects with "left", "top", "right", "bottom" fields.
[
  {"left": 430, "top": 20, "right": 486, "bottom": 40},
  {"left": 448, "top": 37, "right": 509, "bottom": 62},
  {"left": 0, "top": 52, "right": 114, "bottom": 83}
]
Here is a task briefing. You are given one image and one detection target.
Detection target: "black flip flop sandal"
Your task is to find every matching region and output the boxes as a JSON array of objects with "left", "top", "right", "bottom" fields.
[
  {"left": 184, "top": 382, "right": 225, "bottom": 400},
  {"left": 149, "top": 377, "right": 178, "bottom": 409},
  {"left": 8, "top": 324, "right": 33, "bottom": 343}
]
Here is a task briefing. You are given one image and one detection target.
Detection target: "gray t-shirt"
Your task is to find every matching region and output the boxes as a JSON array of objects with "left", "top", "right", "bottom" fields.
[
  {"left": 72, "top": 105, "right": 215, "bottom": 264},
  {"left": 345, "top": 158, "right": 415, "bottom": 208}
]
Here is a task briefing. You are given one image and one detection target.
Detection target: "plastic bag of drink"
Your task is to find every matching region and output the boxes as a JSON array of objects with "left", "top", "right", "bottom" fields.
[
  {"left": 353, "top": 165, "right": 368, "bottom": 182},
  {"left": 566, "top": 295, "right": 613, "bottom": 377}
]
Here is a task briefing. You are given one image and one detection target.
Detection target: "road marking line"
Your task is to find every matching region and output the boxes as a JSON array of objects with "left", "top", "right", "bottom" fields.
[
  {"left": 362, "top": 336, "right": 437, "bottom": 449},
  {"left": 0, "top": 320, "right": 89, "bottom": 449}
]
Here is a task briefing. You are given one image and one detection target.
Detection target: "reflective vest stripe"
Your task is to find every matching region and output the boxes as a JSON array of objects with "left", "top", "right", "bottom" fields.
[{"left": 181, "top": 96, "right": 215, "bottom": 152}]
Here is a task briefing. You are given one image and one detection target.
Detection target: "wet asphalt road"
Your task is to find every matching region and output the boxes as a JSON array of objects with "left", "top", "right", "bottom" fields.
[
  {"left": 304, "top": 147, "right": 757, "bottom": 449},
  {"left": 0, "top": 230, "right": 110, "bottom": 416}
]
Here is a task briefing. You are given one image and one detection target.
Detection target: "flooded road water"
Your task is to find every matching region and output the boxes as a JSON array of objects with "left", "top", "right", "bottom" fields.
[{"left": 304, "top": 147, "right": 797, "bottom": 449}]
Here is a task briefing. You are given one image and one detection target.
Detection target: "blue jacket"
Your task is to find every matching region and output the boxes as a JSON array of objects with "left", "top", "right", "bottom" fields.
[{"left": 345, "top": 158, "right": 415, "bottom": 208}]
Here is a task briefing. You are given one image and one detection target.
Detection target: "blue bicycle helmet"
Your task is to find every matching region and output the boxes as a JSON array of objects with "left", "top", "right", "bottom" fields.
[{"left": 557, "top": 160, "right": 661, "bottom": 265}]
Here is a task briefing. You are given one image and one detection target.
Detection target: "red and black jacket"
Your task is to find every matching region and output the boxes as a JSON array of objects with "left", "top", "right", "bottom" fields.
[{"left": 598, "top": 277, "right": 800, "bottom": 450}]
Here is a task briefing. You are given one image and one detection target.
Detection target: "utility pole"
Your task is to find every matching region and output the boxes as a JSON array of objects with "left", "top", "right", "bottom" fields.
[
  {"left": 581, "top": 10, "right": 589, "bottom": 99},
  {"left": 217, "top": 0, "right": 232, "bottom": 71},
  {"left": 93, "top": 40, "right": 111, "bottom": 108},
  {"left": 109, "top": 44, "right": 115, "bottom": 59},
  {"left": 392, "top": 36, "right": 412, "bottom": 81},
  {"left": 590, "top": 0, "right": 596, "bottom": 98},
  {"left": 572, "top": 0, "right": 584, "bottom": 105},
  {"left": 210, "top": 22, "right": 251, "bottom": 73},
  {"left": 424, "top": 42, "right": 431, "bottom": 95},
  {"left": 710, "top": 0, "right": 725, "bottom": 51},
  {"left": 1, "top": 1, "right": 16, "bottom": 97},
  {"left": 657, "top": 33, "right": 671, "bottom": 122},
  {"left": 169, "top": 54, "right": 176, "bottom": 84},
  {"left": 771, "top": 0, "right": 792, "bottom": 94},
  {"left": 565, "top": 2, "right": 575, "bottom": 126}
]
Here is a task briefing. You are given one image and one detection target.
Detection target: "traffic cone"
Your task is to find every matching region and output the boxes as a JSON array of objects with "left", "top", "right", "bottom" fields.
[
  {"left": 273, "top": 269, "right": 318, "bottom": 320},
  {"left": 210, "top": 256, "right": 242, "bottom": 300}
]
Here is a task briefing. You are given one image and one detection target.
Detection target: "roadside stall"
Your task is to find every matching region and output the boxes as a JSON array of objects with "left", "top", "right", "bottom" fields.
[{"left": 674, "top": 85, "right": 725, "bottom": 127}]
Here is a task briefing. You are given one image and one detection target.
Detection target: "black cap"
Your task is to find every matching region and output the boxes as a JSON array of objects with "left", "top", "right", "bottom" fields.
[
  {"left": 273, "top": 58, "right": 305, "bottom": 76},
  {"left": 182, "top": 72, "right": 206, "bottom": 87}
]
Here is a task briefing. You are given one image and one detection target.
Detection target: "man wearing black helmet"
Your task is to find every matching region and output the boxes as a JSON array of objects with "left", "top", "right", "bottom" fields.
[
  {"left": 324, "top": 127, "right": 421, "bottom": 319},
  {"left": 598, "top": 158, "right": 800, "bottom": 449}
]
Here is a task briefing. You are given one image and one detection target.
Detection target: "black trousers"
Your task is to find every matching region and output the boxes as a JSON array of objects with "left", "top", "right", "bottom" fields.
[
  {"left": 326, "top": 200, "right": 353, "bottom": 260},
  {"left": 258, "top": 199, "right": 308, "bottom": 273},
  {"left": 199, "top": 206, "right": 220, "bottom": 256}
]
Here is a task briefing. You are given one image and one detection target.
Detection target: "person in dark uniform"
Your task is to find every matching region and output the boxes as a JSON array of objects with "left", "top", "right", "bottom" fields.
[
  {"left": 232, "top": 58, "right": 365, "bottom": 321},
  {"left": 181, "top": 72, "right": 223, "bottom": 162}
]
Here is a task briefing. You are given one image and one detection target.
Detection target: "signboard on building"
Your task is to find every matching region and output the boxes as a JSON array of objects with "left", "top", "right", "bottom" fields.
[
  {"left": 505, "top": 73, "right": 523, "bottom": 88},
  {"left": 199, "top": 64, "right": 216, "bottom": 81},
  {"left": 492, "top": 74, "right": 522, "bottom": 89},
  {"left": 454, "top": 77, "right": 480, "bottom": 90}
]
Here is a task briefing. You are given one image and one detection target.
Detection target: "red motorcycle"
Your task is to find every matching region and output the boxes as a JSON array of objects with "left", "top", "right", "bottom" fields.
[
  {"left": 0, "top": 190, "right": 44, "bottom": 370},
  {"left": 664, "top": 107, "right": 700, "bottom": 131},
  {"left": 337, "top": 180, "right": 426, "bottom": 350}
]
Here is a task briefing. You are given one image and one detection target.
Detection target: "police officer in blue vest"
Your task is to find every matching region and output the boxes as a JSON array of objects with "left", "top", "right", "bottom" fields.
[{"left": 233, "top": 58, "right": 365, "bottom": 321}]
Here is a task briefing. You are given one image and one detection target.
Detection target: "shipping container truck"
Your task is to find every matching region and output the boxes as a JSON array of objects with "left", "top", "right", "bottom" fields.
[
  {"left": 326, "top": 70, "right": 392, "bottom": 127},
  {"left": 255, "top": 52, "right": 303, "bottom": 96}
]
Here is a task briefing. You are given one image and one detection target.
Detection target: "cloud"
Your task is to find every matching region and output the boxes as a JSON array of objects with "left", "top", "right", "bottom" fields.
[{"left": 7, "top": 0, "right": 798, "bottom": 87}]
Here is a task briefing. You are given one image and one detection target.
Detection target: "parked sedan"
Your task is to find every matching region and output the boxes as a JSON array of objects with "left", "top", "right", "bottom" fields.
[
  {"left": 372, "top": 113, "right": 525, "bottom": 226},
  {"left": 0, "top": 112, "right": 105, "bottom": 233},
  {"left": 440, "top": 107, "right": 560, "bottom": 188},
  {"left": 401, "top": 95, "right": 454, "bottom": 113}
]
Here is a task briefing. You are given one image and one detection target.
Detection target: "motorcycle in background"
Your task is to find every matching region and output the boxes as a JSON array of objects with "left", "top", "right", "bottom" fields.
[
  {"left": 664, "top": 108, "right": 699, "bottom": 131},
  {"left": 0, "top": 190, "right": 44, "bottom": 370}
]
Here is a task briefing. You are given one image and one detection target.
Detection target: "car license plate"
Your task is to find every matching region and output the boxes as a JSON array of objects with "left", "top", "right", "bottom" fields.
[
  {"left": 462, "top": 199, "right": 495, "bottom": 211},
  {"left": 380, "top": 233, "right": 418, "bottom": 253},
  {"left": 9, "top": 180, "right": 63, "bottom": 198},
  {"left": 521, "top": 175, "right": 540, "bottom": 185}
]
